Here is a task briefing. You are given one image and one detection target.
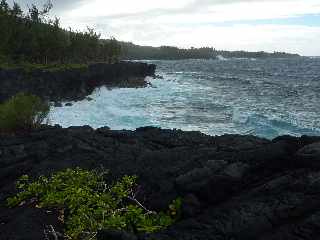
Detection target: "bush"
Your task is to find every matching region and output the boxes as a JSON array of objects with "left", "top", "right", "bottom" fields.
[
  {"left": 0, "top": 93, "right": 49, "bottom": 132},
  {"left": 7, "top": 168, "right": 180, "bottom": 240}
]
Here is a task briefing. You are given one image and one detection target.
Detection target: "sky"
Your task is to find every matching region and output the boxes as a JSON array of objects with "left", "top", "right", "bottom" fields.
[{"left": 13, "top": 0, "right": 320, "bottom": 56}]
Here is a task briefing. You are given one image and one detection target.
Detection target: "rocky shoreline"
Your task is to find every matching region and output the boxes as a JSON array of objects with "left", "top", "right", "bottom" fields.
[
  {"left": 0, "top": 61, "right": 156, "bottom": 103},
  {"left": 0, "top": 126, "right": 320, "bottom": 239}
]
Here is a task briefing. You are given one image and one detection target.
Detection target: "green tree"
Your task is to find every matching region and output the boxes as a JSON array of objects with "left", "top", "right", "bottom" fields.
[
  {"left": 0, "top": 1, "right": 123, "bottom": 65},
  {"left": 0, "top": 0, "right": 9, "bottom": 13},
  {"left": 11, "top": 2, "right": 23, "bottom": 18}
]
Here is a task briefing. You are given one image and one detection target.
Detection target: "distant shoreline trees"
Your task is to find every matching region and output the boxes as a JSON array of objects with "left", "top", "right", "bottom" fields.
[
  {"left": 120, "top": 42, "right": 300, "bottom": 60},
  {"left": 0, "top": 0, "right": 122, "bottom": 65}
]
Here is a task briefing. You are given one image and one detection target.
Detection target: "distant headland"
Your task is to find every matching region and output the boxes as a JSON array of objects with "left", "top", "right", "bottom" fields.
[{"left": 120, "top": 42, "right": 301, "bottom": 60}]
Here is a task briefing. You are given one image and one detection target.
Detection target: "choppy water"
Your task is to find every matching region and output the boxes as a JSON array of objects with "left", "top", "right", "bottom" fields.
[{"left": 50, "top": 58, "right": 320, "bottom": 139}]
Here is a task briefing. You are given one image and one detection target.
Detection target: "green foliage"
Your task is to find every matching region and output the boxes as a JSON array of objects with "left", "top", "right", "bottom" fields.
[
  {"left": 0, "top": 0, "right": 122, "bottom": 65},
  {"left": 0, "top": 93, "right": 49, "bottom": 132},
  {"left": 7, "top": 168, "right": 179, "bottom": 239},
  {"left": 24, "top": 63, "right": 88, "bottom": 73},
  {"left": 0, "top": 61, "right": 88, "bottom": 72}
]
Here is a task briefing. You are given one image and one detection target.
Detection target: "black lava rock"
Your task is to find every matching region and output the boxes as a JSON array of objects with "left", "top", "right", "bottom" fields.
[{"left": 0, "top": 126, "right": 320, "bottom": 240}]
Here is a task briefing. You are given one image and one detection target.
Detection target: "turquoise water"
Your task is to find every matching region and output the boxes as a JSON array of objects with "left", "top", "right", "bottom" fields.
[{"left": 49, "top": 58, "right": 320, "bottom": 139}]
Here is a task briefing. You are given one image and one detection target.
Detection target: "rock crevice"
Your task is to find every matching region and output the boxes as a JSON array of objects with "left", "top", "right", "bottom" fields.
[{"left": 0, "top": 127, "right": 319, "bottom": 240}]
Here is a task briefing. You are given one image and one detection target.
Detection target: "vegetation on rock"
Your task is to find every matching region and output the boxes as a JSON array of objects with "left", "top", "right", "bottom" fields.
[
  {"left": 0, "top": 93, "right": 49, "bottom": 132},
  {"left": 7, "top": 168, "right": 181, "bottom": 240},
  {"left": 0, "top": 62, "right": 88, "bottom": 72}
]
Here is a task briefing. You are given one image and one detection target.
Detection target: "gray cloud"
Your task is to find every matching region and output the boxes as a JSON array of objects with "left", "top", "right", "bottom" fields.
[
  {"left": 72, "top": 0, "right": 295, "bottom": 23},
  {"left": 12, "top": 0, "right": 292, "bottom": 16},
  {"left": 11, "top": 0, "right": 86, "bottom": 13}
]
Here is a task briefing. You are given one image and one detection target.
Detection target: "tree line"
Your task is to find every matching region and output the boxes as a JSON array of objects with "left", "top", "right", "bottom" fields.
[
  {"left": 121, "top": 42, "right": 300, "bottom": 60},
  {"left": 0, "top": 0, "right": 122, "bottom": 65},
  {"left": 121, "top": 43, "right": 217, "bottom": 60}
]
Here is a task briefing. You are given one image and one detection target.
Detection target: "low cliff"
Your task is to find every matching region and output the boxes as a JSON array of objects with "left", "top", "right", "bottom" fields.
[
  {"left": 0, "top": 61, "right": 156, "bottom": 103},
  {"left": 0, "top": 126, "right": 320, "bottom": 240}
]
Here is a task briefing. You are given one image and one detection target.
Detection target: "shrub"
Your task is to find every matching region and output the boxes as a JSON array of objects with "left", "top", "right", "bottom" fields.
[
  {"left": 7, "top": 168, "right": 180, "bottom": 240},
  {"left": 0, "top": 93, "right": 49, "bottom": 132}
]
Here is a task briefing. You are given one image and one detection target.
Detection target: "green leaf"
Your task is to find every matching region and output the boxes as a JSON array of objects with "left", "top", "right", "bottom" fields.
[{"left": 7, "top": 168, "right": 178, "bottom": 239}]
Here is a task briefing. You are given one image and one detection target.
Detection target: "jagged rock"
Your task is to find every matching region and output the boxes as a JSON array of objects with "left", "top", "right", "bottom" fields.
[
  {"left": 204, "top": 160, "right": 228, "bottom": 172},
  {"left": 0, "top": 126, "right": 320, "bottom": 240},
  {"left": 53, "top": 101, "right": 62, "bottom": 107},
  {"left": 153, "top": 75, "right": 164, "bottom": 79},
  {"left": 96, "top": 126, "right": 111, "bottom": 134},
  {"left": 222, "top": 162, "right": 250, "bottom": 179},
  {"left": 175, "top": 167, "right": 213, "bottom": 192},
  {"left": 0, "top": 62, "right": 156, "bottom": 103}
]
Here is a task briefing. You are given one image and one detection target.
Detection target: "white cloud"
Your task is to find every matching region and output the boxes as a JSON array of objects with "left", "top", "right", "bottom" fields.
[
  {"left": 156, "top": 24, "right": 320, "bottom": 56},
  {"left": 67, "top": 0, "right": 193, "bottom": 17},
  {"left": 101, "top": 23, "right": 319, "bottom": 56},
  {"left": 50, "top": 0, "right": 320, "bottom": 55},
  {"left": 63, "top": 0, "right": 320, "bottom": 20}
]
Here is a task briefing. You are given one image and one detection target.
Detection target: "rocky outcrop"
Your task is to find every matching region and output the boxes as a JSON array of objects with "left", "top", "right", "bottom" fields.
[
  {"left": 0, "top": 127, "right": 320, "bottom": 240},
  {"left": 0, "top": 62, "right": 156, "bottom": 103}
]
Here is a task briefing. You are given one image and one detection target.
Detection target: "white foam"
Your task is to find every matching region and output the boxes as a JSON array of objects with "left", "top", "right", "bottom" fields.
[{"left": 49, "top": 59, "right": 320, "bottom": 139}]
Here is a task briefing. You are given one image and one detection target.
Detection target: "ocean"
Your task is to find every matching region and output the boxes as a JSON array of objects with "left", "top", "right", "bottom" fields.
[{"left": 49, "top": 58, "right": 320, "bottom": 139}]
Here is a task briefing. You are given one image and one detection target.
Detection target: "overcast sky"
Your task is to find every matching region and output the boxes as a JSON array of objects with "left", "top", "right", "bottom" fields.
[{"left": 12, "top": 0, "right": 320, "bottom": 55}]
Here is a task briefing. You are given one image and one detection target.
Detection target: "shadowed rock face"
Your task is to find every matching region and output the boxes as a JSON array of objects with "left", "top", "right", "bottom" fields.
[
  {"left": 0, "top": 62, "right": 156, "bottom": 103},
  {"left": 0, "top": 126, "right": 319, "bottom": 240}
]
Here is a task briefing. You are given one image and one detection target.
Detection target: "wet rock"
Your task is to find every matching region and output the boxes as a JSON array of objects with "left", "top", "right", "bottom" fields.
[
  {"left": 96, "top": 126, "right": 111, "bottom": 134},
  {"left": 53, "top": 101, "right": 62, "bottom": 107},
  {"left": 153, "top": 75, "right": 164, "bottom": 79}
]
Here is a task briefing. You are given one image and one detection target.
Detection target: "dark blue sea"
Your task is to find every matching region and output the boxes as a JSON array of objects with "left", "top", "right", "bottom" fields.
[{"left": 50, "top": 57, "right": 320, "bottom": 139}]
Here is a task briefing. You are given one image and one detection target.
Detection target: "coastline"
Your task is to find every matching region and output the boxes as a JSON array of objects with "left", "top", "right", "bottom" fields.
[
  {"left": 0, "top": 61, "right": 156, "bottom": 103},
  {"left": 1, "top": 1, "right": 319, "bottom": 239}
]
